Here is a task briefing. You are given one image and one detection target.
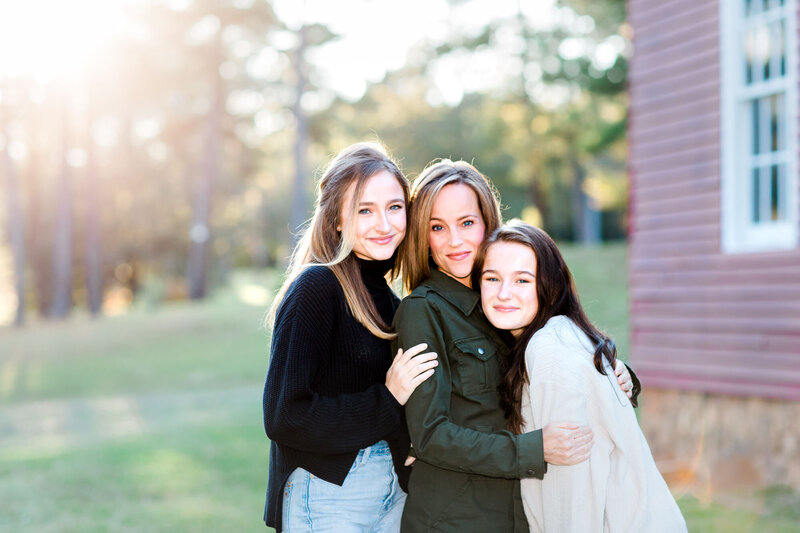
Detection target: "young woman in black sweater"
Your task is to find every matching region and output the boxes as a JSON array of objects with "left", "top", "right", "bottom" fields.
[{"left": 262, "top": 142, "right": 437, "bottom": 532}]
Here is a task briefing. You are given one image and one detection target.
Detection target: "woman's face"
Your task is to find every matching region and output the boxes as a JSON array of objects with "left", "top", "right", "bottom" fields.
[
  {"left": 340, "top": 170, "right": 407, "bottom": 261},
  {"left": 428, "top": 183, "right": 486, "bottom": 286},
  {"left": 480, "top": 241, "right": 538, "bottom": 338}
]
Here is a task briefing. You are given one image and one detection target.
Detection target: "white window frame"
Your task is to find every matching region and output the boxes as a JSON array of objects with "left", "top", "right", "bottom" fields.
[{"left": 720, "top": 0, "right": 799, "bottom": 253}]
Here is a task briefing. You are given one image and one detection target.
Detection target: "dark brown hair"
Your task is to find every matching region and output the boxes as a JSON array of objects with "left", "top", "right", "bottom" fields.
[{"left": 472, "top": 220, "right": 617, "bottom": 433}]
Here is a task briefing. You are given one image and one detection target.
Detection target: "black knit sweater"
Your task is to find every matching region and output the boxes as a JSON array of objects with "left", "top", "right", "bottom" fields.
[{"left": 262, "top": 256, "right": 410, "bottom": 531}]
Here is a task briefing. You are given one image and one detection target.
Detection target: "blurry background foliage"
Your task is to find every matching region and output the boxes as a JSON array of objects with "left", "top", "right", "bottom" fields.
[{"left": 0, "top": 0, "right": 630, "bottom": 325}]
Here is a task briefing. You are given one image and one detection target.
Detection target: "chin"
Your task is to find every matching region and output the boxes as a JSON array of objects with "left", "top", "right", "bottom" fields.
[
  {"left": 367, "top": 248, "right": 395, "bottom": 260},
  {"left": 489, "top": 316, "right": 521, "bottom": 332}
]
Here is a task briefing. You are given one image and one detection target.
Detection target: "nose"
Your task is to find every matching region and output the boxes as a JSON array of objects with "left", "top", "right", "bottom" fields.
[
  {"left": 448, "top": 228, "right": 463, "bottom": 247},
  {"left": 498, "top": 280, "right": 512, "bottom": 301},
  {"left": 375, "top": 211, "right": 391, "bottom": 234}
]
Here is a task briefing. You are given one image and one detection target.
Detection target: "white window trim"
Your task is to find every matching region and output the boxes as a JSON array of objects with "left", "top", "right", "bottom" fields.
[{"left": 720, "top": 0, "right": 800, "bottom": 253}]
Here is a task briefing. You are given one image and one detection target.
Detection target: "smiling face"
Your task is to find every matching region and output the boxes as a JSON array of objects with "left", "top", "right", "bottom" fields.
[
  {"left": 480, "top": 241, "right": 539, "bottom": 337},
  {"left": 340, "top": 169, "right": 407, "bottom": 261},
  {"left": 428, "top": 183, "right": 487, "bottom": 286}
]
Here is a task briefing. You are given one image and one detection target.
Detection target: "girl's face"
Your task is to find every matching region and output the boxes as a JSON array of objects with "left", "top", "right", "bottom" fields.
[
  {"left": 340, "top": 170, "right": 407, "bottom": 261},
  {"left": 480, "top": 241, "right": 538, "bottom": 337},
  {"left": 428, "top": 183, "right": 486, "bottom": 286}
]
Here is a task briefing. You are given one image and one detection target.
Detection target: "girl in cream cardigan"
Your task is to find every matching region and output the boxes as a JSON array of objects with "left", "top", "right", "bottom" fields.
[{"left": 473, "top": 220, "right": 686, "bottom": 533}]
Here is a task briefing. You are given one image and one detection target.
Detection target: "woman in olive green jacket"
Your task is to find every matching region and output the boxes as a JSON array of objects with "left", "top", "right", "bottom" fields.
[{"left": 392, "top": 160, "right": 636, "bottom": 532}]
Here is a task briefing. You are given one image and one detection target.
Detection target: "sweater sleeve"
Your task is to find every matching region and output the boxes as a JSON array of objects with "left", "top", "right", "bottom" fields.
[
  {"left": 526, "top": 332, "right": 606, "bottom": 533},
  {"left": 395, "top": 296, "right": 545, "bottom": 479},
  {"left": 262, "top": 267, "right": 403, "bottom": 454}
]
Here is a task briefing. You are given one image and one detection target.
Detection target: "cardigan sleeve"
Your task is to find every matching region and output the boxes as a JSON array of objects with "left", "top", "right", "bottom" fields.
[
  {"left": 525, "top": 332, "right": 607, "bottom": 533},
  {"left": 395, "top": 295, "right": 546, "bottom": 479},
  {"left": 262, "top": 267, "right": 403, "bottom": 454}
]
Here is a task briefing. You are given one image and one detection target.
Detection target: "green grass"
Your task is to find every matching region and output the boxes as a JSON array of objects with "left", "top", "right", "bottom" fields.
[
  {"left": 0, "top": 251, "right": 796, "bottom": 532},
  {"left": 0, "top": 270, "right": 275, "bottom": 532},
  {"left": 559, "top": 241, "right": 629, "bottom": 360},
  {"left": 675, "top": 488, "right": 800, "bottom": 532}
]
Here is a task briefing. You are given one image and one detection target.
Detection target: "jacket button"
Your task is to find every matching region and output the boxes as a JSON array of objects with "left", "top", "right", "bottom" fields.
[
  {"left": 478, "top": 347, "right": 485, "bottom": 355},
  {"left": 527, "top": 469, "right": 535, "bottom": 476}
]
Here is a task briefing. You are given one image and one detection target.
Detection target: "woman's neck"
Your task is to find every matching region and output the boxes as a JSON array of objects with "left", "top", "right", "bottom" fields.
[{"left": 437, "top": 267, "right": 472, "bottom": 288}]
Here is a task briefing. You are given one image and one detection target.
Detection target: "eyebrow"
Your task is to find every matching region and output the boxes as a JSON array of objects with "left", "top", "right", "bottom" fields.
[
  {"left": 430, "top": 214, "right": 480, "bottom": 222},
  {"left": 359, "top": 198, "right": 405, "bottom": 206},
  {"left": 482, "top": 268, "right": 536, "bottom": 277}
]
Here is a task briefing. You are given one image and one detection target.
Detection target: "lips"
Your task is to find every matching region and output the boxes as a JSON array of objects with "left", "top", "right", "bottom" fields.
[
  {"left": 446, "top": 251, "right": 470, "bottom": 261},
  {"left": 493, "top": 305, "right": 518, "bottom": 313},
  {"left": 368, "top": 235, "right": 395, "bottom": 246}
]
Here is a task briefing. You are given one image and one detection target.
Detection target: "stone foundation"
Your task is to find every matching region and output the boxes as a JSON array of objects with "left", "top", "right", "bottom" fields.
[{"left": 639, "top": 388, "right": 800, "bottom": 491}]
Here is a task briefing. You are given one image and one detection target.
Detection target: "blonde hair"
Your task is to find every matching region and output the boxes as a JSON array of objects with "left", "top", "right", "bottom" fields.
[
  {"left": 268, "top": 142, "right": 409, "bottom": 339},
  {"left": 399, "top": 159, "right": 502, "bottom": 293}
]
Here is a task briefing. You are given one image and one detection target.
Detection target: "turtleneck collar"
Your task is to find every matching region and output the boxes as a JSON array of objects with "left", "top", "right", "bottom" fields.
[{"left": 354, "top": 253, "right": 396, "bottom": 288}]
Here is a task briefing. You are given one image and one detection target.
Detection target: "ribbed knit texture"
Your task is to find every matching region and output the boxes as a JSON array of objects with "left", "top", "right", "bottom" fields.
[{"left": 262, "top": 256, "right": 408, "bottom": 531}]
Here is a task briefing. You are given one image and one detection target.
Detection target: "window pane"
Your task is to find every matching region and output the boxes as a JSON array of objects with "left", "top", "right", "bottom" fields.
[
  {"left": 755, "top": 24, "right": 767, "bottom": 83},
  {"left": 760, "top": 96, "right": 772, "bottom": 154},
  {"left": 764, "top": 24, "right": 772, "bottom": 79},
  {"left": 745, "top": 27, "right": 755, "bottom": 83},
  {"left": 752, "top": 99, "right": 761, "bottom": 153},
  {"left": 771, "top": 93, "right": 786, "bottom": 152},
  {"left": 770, "top": 165, "right": 781, "bottom": 220},
  {"left": 780, "top": 19, "right": 787, "bottom": 76},
  {"left": 771, "top": 94, "right": 779, "bottom": 151},
  {"left": 769, "top": 21, "right": 783, "bottom": 79},
  {"left": 752, "top": 167, "right": 761, "bottom": 222}
]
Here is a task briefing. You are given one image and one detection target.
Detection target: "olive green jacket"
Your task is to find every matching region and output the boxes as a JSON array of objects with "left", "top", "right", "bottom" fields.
[{"left": 393, "top": 268, "right": 545, "bottom": 533}]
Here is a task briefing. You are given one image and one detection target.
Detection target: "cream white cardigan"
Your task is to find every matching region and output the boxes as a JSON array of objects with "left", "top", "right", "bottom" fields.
[{"left": 520, "top": 315, "right": 687, "bottom": 533}]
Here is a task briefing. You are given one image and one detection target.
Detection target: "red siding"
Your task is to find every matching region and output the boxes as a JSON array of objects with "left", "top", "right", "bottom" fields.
[{"left": 628, "top": 0, "right": 800, "bottom": 400}]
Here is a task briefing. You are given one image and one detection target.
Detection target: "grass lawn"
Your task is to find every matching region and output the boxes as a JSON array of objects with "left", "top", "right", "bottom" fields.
[{"left": 0, "top": 252, "right": 797, "bottom": 532}]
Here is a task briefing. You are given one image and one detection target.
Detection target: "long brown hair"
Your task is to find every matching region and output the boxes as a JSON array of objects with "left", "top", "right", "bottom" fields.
[
  {"left": 399, "top": 159, "right": 502, "bottom": 292},
  {"left": 472, "top": 220, "right": 617, "bottom": 433},
  {"left": 267, "top": 142, "right": 409, "bottom": 340}
]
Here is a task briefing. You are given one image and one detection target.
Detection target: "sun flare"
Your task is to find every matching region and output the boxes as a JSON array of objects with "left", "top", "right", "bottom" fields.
[{"left": 0, "top": 0, "right": 129, "bottom": 81}]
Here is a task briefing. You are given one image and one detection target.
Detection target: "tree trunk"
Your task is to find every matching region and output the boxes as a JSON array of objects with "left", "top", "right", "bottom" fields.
[
  {"left": 26, "top": 142, "right": 50, "bottom": 315},
  {"left": 570, "top": 157, "right": 601, "bottom": 244},
  {"left": 187, "top": 32, "right": 222, "bottom": 300},
  {"left": 84, "top": 107, "right": 103, "bottom": 315},
  {"left": 1, "top": 100, "right": 26, "bottom": 326},
  {"left": 288, "top": 26, "right": 309, "bottom": 245},
  {"left": 49, "top": 100, "right": 73, "bottom": 318}
]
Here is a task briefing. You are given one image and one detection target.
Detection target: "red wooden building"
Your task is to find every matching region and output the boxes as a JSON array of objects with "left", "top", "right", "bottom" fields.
[{"left": 628, "top": 0, "right": 800, "bottom": 488}]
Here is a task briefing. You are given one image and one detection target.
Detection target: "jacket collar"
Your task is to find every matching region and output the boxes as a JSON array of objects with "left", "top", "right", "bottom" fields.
[{"left": 423, "top": 267, "right": 480, "bottom": 316}]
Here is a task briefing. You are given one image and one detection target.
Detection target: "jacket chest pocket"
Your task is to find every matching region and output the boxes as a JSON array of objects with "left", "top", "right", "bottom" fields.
[{"left": 453, "top": 337, "right": 500, "bottom": 395}]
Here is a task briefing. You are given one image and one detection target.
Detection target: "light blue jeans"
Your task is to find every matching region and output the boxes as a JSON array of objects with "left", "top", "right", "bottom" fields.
[{"left": 282, "top": 440, "right": 406, "bottom": 533}]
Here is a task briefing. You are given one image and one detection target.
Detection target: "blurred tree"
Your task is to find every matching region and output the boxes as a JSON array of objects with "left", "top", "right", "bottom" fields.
[
  {"left": 50, "top": 95, "right": 74, "bottom": 318},
  {"left": 82, "top": 89, "right": 103, "bottom": 315},
  {"left": 288, "top": 24, "right": 310, "bottom": 244},
  {"left": 1, "top": 82, "right": 26, "bottom": 326}
]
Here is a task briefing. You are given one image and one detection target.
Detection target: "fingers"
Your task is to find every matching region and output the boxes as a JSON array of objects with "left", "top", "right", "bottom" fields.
[
  {"left": 562, "top": 440, "right": 592, "bottom": 465},
  {"left": 409, "top": 368, "right": 436, "bottom": 388},
  {"left": 404, "top": 455, "right": 416, "bottom": 466},
  {"left": 385, "top": 346, "right": 438, "bottom": 405},
  {"left": 543, "top": 423, "right": 594, "bottom": 465},
  {"left": 400, "top": 343, "right": 428, "bottom": 360},
  {"left": 553, "top": 421, "right": 581, "bottom": 430},
  {"left": 614, "top": 359, "right": 624, "bottom": 376},
  {"left": 392, "top": 349, "right": 437, "bottom": 373}
]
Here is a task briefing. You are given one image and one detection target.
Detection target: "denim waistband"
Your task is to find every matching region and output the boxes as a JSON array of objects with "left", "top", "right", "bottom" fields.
[{"left": 355, "top": 440, "right": 391, "bottom": 464}]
